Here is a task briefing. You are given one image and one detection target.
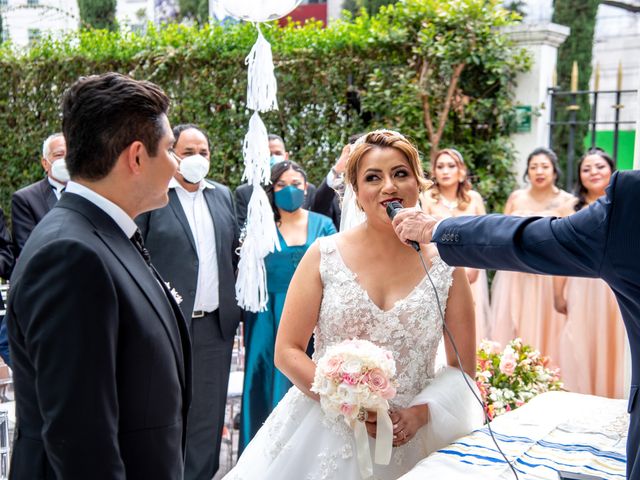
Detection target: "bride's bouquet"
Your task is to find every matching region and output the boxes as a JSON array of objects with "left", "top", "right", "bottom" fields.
[{"left": 311, "top": 339, "right": 397, "bottom": 479}]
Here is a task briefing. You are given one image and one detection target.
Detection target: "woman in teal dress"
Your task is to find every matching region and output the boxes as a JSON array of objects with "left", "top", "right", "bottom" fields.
[{"left": 240, "top": 160, "right": 336, "bottom": 450}]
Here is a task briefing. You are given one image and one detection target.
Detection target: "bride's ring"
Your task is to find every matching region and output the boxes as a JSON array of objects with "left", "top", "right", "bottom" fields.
[{"left": 357, "top": 407, "right": 368, "bottom": 423}]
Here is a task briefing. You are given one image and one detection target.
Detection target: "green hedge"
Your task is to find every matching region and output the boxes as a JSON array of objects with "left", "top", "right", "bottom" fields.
[{"left": 0, "top": 0, "right": 528, "bottom": 218}]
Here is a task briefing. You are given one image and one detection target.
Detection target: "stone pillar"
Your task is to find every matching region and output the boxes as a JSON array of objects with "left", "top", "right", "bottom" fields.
[{"left": 504, "top": 23, "right": 570, "bottom": 185}]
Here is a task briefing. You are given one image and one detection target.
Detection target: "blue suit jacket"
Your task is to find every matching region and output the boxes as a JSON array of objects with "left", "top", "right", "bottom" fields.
[{"left": 435, "top": 170, "right": 640, "bottom": 479}]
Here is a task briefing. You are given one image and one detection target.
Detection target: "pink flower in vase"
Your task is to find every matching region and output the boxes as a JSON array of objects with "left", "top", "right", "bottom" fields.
[{"left": 499, "top": 347, "right": 517, "bottom": 376}]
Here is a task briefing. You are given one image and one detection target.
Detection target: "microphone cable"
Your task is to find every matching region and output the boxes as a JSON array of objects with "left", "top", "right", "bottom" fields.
[{"left": 387, "top": 201, "right": 520, "bottom": 479}]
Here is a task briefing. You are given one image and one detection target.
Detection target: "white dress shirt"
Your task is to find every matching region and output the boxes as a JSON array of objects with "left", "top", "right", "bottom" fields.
[
  {"left": 169, "top": 178, "right": 219, "bottom": 313},
  {"left": 65, "top": 181, "right": 137, "bottom": 238},
  {"left": 48, "top": 176, "right": 66, "bottom": 200}
]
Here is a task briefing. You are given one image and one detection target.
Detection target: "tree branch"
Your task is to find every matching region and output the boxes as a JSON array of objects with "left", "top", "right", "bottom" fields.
[
  {"left": 431, "top": 63, "right": 466, "bottom": 162},
  {"left": 419, "top": 59, "right": 435, "bottom": 148},
  {"left": 601, "top": 0, "right": 640, "bottom": 13}
]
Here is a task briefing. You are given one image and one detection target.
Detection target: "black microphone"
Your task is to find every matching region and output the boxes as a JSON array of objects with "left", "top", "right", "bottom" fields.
[{"left": 386, "top": 200, "right": 420, "bottom": 252}]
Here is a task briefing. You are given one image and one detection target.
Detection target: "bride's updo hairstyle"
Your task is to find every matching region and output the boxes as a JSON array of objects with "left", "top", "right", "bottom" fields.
[{"left": 345, "top": 129, "right": 430, "bottom": 193}]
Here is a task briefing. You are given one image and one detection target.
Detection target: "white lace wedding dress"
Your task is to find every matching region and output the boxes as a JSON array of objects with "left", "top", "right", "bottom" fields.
[{"left": 224, "top": 236, "right": 483, "bottom": 480}]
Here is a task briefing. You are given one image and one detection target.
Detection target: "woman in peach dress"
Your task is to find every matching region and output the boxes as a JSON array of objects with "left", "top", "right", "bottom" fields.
[
  {"left": 420, "top": 148, "right": 490, "bottom": 343},
  {"left": 553, "top": 148, "right": 626, "bottom": 398},
  {"left": 490, "top": 147, "right": 574, "bottom": 365}
]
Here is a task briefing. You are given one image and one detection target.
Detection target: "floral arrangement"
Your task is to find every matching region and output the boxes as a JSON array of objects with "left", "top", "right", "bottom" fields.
[
  {"left": 476, "top": 338, "right": 563, "bottom": 420},
  {"left": 311, "top": 338, "right": 397, "bottom": 423},
  {"left": 311, "top": 339, "right": 397, "bottom": 477}
]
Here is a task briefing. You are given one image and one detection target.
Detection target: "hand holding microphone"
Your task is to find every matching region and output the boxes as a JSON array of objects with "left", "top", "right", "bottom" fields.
[{"left": 387, "top": 201, "right": 438, "bottom": 249}]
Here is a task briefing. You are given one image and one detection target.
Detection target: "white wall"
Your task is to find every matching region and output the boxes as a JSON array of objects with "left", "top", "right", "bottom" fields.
[
  {"left": 1, "top": 0, "right": 78, "bottom": 46},
  {"left": 515, "top": 0, "right": 639, "bottom": 130},
  {"left": 0, "top": 0, "right": 158, "bottom": 46},
  {"left": 505, "top": 22, "right": 570, "bottom": 184}
]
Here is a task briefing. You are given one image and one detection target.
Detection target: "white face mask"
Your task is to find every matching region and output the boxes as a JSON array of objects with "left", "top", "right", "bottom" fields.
[
  {"left": 178, "top": 154, "right": 210, "bottom": 184},
  {"left": 49, "top": 158, "right": 70, "bottom": 183}
]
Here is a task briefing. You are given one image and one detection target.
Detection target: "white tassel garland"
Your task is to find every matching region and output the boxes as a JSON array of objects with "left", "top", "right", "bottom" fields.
[
  {"left": 235, "top": 185, "right": 280, "bottom": 312},
  {"left": 242, "top": 111, "right": 271, "bottom": 187},
  {"left": 245, "top": 26, "right": 278, "bottom": 113}
]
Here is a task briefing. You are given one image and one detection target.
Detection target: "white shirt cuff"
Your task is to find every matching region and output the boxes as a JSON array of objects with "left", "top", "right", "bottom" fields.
[
  {"left": 326, "top": 169, "right": 336, "bottom": 188},
  {"left": 432, "top": 219, "right": 444, "bottom": 242}
]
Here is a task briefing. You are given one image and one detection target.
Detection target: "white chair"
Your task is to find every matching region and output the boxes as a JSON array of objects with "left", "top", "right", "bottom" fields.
[{"left": 223, "top": 370, "right": 244, "bottom": 469}]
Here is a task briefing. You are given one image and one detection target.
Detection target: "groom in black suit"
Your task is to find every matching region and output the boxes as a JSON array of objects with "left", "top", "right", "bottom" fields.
[
  {"left": 136, "top": 124, "right": 241, "bottom": 480},
  {"left": 5, "top": 72, "right": 191, "bottom": 479},
  {"left": 392, "top": 170, "right": 640, "bottom": 480}
]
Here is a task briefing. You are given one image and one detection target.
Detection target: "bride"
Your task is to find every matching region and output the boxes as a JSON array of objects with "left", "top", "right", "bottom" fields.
[{"left": 224, "top": 130, "right": 483, "bottom": 480}]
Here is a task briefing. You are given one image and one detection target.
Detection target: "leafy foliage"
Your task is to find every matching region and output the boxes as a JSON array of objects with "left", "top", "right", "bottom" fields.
[
  {"left": 343, "top": 0, "right": 399, "bottom": 16},
  {"left": 0, "top": 0, "right": 528, "bottom": 217},
  {"left": 551, "top": 0, "right": 600, "bottom": 187},
  {"left": 77, "top": 0, "right": 117, "bottom": 31},
  {"left": 178, "top": 0, "right": 210, "bottom": 24}
]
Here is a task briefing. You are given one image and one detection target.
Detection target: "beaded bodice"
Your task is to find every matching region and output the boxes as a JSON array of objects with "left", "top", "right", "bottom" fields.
[{"left": 314, "top": 236, "right": 454, "bottom": 407}]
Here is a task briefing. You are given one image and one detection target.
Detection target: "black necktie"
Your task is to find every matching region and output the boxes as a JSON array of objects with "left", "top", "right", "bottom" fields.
[{"left": 131, "top": 229, "right": 151, "bottom": 265}]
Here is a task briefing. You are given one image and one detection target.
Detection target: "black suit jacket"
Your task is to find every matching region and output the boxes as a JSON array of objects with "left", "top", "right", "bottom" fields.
[
  {"left": 136, "top": 181, "right": 242, "bottom": 339},
  {"left": 310, "top": 178, "right": 341, "bottom": 231},
  {"left": 0, "top": 207, "right": 13, "bottom": 283},
  {"left": 234, "top": 182, "right": 317, "bottom": 228},
  {"left": 435, "top": 170, "right": 640, "bottom": 479},
  {"left": 11, "top": 178, "right": 57, "bottom": 255},
  {"left": 0, "top": 206, "right": 14, "bottom": 358},
  {"left": 6, "top": 193, "right": 191, "bottom": 480}
]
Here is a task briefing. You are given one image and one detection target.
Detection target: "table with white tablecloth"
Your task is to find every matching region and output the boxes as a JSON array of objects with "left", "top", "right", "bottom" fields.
[{"left": 402, "top": 391, "right": 628, "bottom": 480}]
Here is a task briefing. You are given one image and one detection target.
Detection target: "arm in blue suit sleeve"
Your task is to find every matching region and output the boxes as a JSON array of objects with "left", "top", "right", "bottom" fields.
[{"left": 435, "top": 195, "right": 610, "bottom": 278}]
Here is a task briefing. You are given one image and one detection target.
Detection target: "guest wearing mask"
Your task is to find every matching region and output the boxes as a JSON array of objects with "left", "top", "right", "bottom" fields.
[
  {"left": 235, "top": 134, "right": 316, "bottom": 228},
  {"left": 239, "top": 161, "right": 335, "bottom": 450},
  {"left": 11, "top": 133, "right": 69, "bottom": 255},
  {"left": 136, "top": 124, "right": 241, "bottom": 480}
]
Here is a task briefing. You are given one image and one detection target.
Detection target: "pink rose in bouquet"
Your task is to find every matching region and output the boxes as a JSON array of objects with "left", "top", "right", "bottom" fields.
[
  {"left": 311, "top": 339, "right": 397, "bottom": 476},
  {"left": 311, "top": 339, "right": 397, "bottom": 423}
]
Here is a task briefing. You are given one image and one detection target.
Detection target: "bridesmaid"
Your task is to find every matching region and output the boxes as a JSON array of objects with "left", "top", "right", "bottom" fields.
[
  {"left": 553, "top": 148, "right": 626, "bottom": 398},
  {"left": 240, "top": 161, "right": 336, "bottom": 450},
  {"left": 420, "top": 148, "right": 490, "bottom": 343},
  {"left": 490, "top": 147, "right": 574, "bottom": 364}
]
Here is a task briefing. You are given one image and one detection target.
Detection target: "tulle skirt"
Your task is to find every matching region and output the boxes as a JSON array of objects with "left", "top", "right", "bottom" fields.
[
  {"left": 559, "top": 277, "right": 626, "bottom": 398},
  {"left": 491, "top": 271, "right": 566, "bottom": 365},
  {"left": 470, "top": 269, "right": 491, "bottom": 344},
  {"left": 224, "top": 369, "right": 484, "bottom": 480}
]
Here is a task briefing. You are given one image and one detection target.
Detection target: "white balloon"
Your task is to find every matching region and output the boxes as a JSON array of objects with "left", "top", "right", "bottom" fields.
[{"left": 222, "top": 0, "right": 303, "bottom": 23}]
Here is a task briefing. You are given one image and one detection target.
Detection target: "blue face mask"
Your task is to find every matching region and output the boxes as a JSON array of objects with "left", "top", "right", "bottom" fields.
[
  {"left": 270, "top": 155, "right": 285, "bottom": 167},
  {"left": 274, "top": 185, "right": 305, "bottom": 212}
]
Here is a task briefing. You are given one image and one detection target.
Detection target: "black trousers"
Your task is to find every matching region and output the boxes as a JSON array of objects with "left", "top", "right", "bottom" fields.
[{"left": 184, "top": 310, "right": 234, "bottom": 480}]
